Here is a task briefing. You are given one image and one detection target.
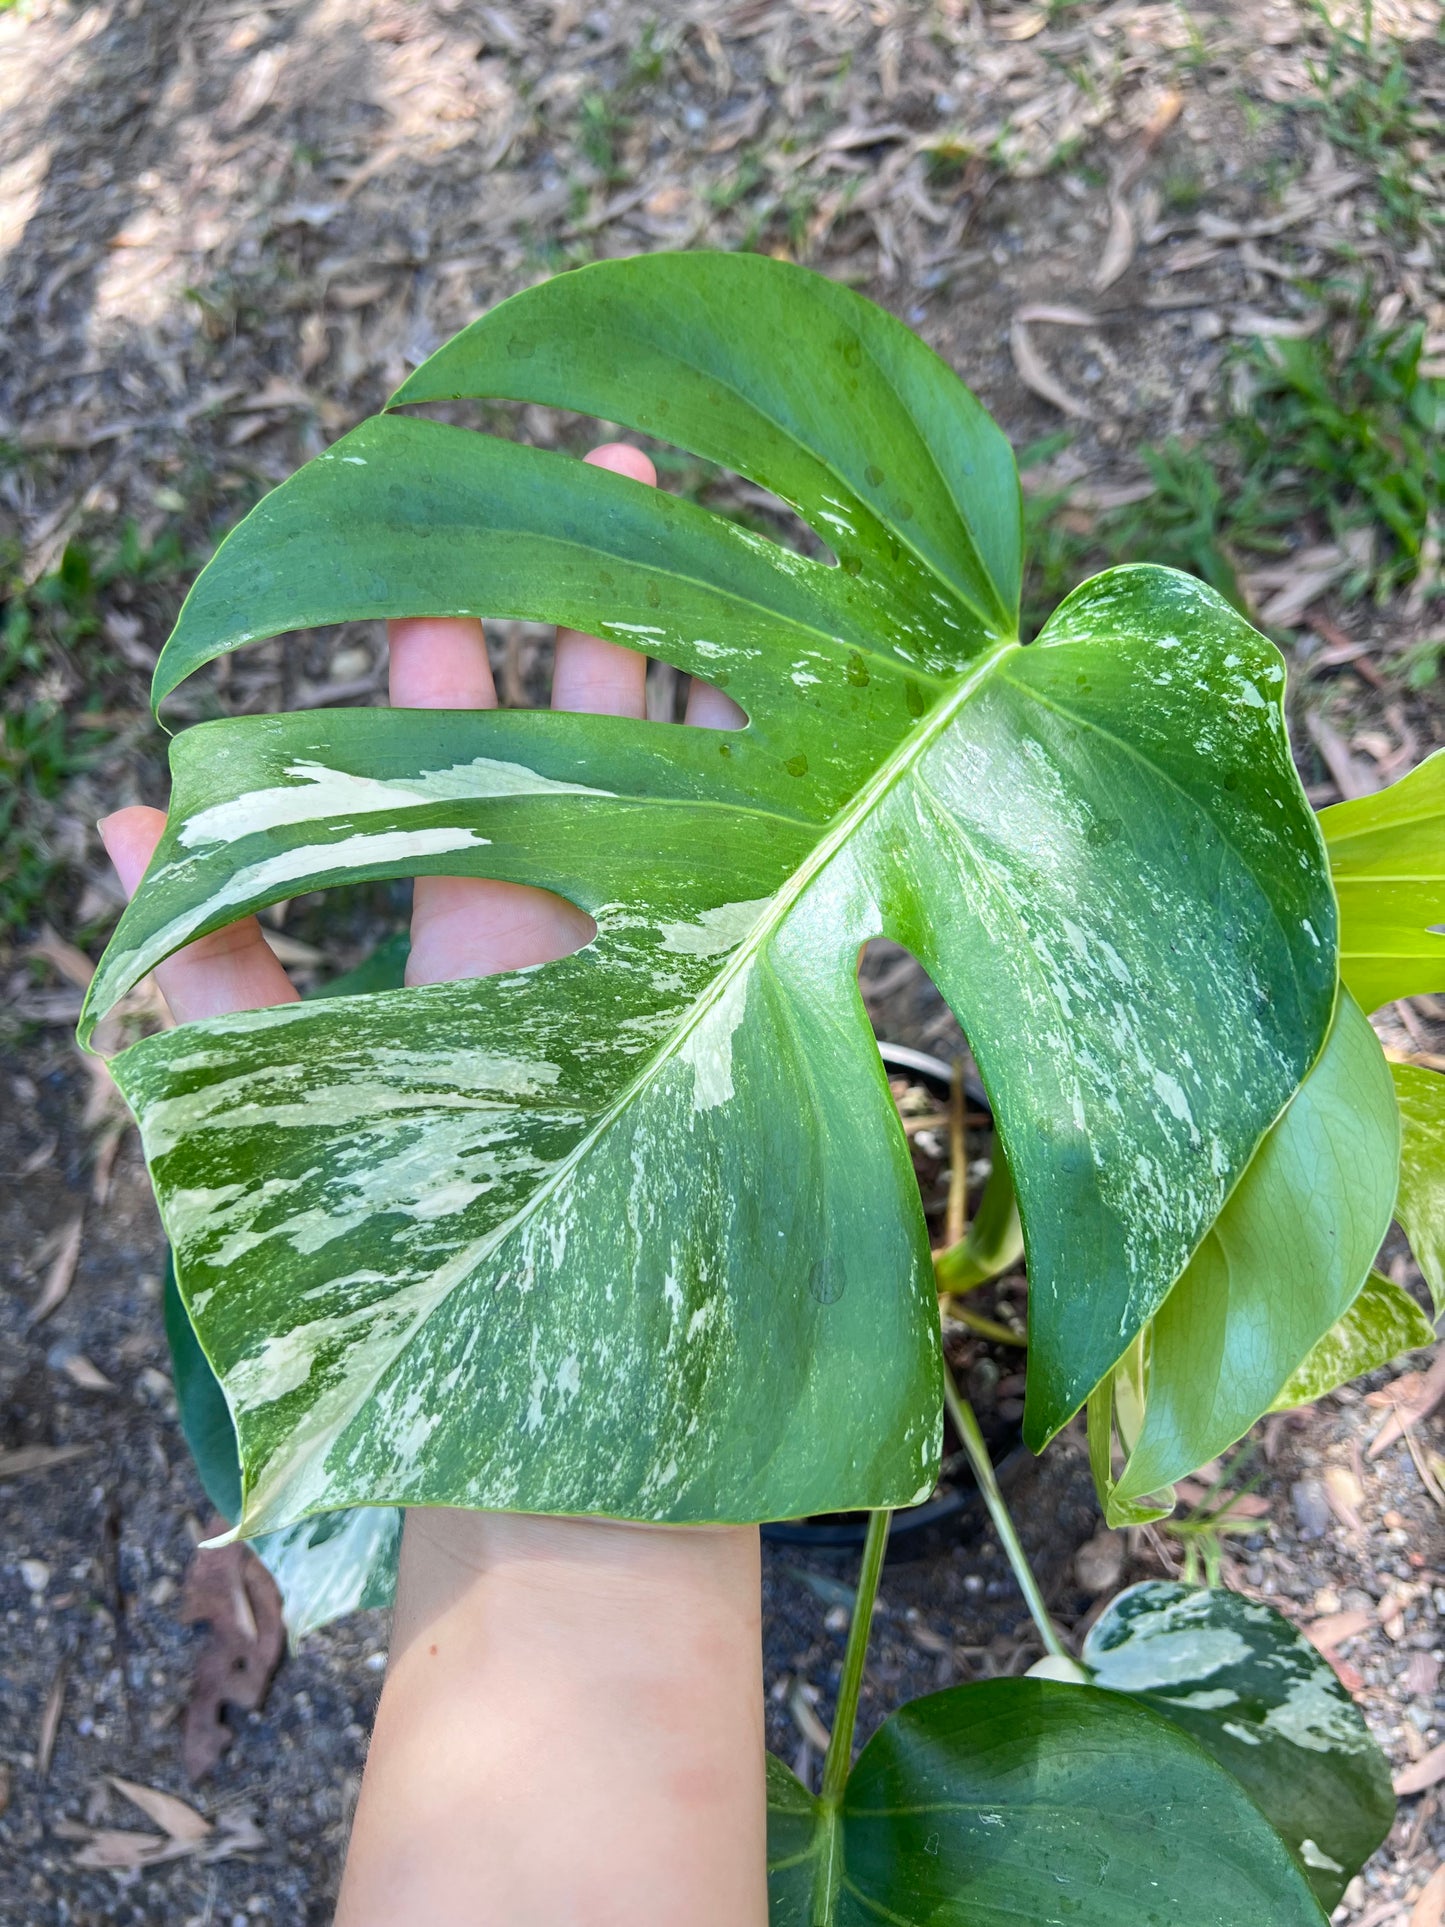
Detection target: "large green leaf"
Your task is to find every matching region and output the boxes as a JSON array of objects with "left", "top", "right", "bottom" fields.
[
  {"left": 1270, "top": 1269, "right": 1437, "bottom": 1410},
  {"left": 765, "top": 1679, "right": 1326, "bottom": 1924},
  {"left": 1108, "top": 989, "right": 1397, "bottom": 1512},
  {"left": 81, "top": 255, "right": 1335, "bottom": 1537},
  {"left": 1084, "top": 1583, "right": 1394, "bottom": 1909},
  {"left": 1319, "top": 747, "right": 1445, "bottom": 1012},
  {"left": 1394, "top": 1060, "right": 1445, "bottom": 1314}
]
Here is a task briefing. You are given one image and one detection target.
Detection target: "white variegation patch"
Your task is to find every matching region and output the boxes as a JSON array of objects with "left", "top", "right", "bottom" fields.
[
  {"left": 181, "top": 756, "right": 614, "bottom": 849},
  {"left": 110, "top": 826, "right": 488, "bottom": 997},
  {"left": 656, "top": 896, "right": 773, "bottom": 957}
]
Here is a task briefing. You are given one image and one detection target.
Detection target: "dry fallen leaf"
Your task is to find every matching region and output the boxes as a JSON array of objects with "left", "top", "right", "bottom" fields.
[
  {"left": 788, "top": 1680, "right": 832, "bottom": 1753},
  {"left": 1395, "top": 1743, "right": 1445, "bottom": 1798},
  {"left": 72, "top": 1828, "right": 171, "bottom": 1871},
  {"left": 61, "top": 1353, "right": 116, "bottom": 1394},
  {"left": 16, "top": 1134, "right": 58, "bottom": 1178},
  {"left": 28, "top": 925, "right": 96, "bottom": 991},
  {"left": 68, "top": 1783, "right": 264, "bottom": 1871},
  {"left": 108, "top": 1778, "right": 210, "bottom": 1845},
  {"left": 1093, "top": 197, "right": 1135, "bottom": 292},
  {"left": 218, "top": 46, "right": 281, "bottom": 134},
  {"left": 1371, "top": 1349, "right": 1445, "bottom": 1459},
  {"left": 1009, "top": 319, "right": 1094, "bottom": 419},
  {"left": 1323, "top": 1464, "right": 1365, "bottom": 1532},
  {"left": 1306, "top": 712, "right": 1382, "bottom": 800},
  {"left": 1300, "top": 1609, "right": 1373, "bottom": 1655},
  {"left": 36, "top": 1661, "right": 67, "bottom": 1778},
  {"left": 1139, "top": 87, "right": 1184, "bottom": 149},
  {"left": 29, "top": 1214, "right": 83, "bottom": 1326},
  {"left": 0, "top": 1443, "right": 91, "bottom": 1480},
  {"left": 180, "top": 1527, "right": 286, "bottom": 1780},
  {"left": 1014, "top": 302, "right": 1098, "bottom": 328}
]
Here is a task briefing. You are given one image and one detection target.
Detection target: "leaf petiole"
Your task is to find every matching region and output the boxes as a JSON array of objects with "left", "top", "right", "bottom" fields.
[{"left": 942, "top": 1361, "right": 1069, "bottom": 1661}]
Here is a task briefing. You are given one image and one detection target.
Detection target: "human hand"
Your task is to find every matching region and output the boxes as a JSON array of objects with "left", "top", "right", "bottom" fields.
[{"left": 101, "top": 443, "right": 766, "bottom": 1927}]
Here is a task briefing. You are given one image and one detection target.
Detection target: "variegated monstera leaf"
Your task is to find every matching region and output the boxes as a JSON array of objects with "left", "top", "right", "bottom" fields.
[{"left": 83, "top": 254, "right": 1343, "bottom": 1543}]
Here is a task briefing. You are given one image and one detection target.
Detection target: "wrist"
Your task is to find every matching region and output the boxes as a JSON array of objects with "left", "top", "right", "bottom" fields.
[{"left": 392, "top": 1506, "right": 760, "bottom": 1659}]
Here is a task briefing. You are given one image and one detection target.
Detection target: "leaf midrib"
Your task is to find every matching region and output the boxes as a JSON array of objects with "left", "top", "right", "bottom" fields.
[{"left": 237, "top": 640, "right": 1017, "bottom": 1531}]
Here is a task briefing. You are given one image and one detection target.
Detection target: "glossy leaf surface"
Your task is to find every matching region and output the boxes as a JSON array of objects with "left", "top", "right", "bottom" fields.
[
  {"left": 1109, "top": 990, "right": 1397, "bottom": 1512},
  {"left": 1084, "top": 1583, "right": 1394, "bottom": 1908},
  {"left": 766, "top": 1679, "right": 1326, "bottom": 1924},
  {"left": 1393, "top": 1061, "right": 1445, "bottom": 1313},
  {"left": 1320, "top": 747, "right": 1445, "bottom": 1012},
  {"left": 83, "top": 256, "right": 1334, "bottom": 1536},
  {"left": 1270, "top": 1269, "right": 1436, "bottom": 1410}
]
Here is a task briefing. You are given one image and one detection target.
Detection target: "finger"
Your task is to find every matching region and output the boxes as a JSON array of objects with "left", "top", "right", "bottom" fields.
[
  {"left": 385, "top": 616, "right": 593, "bottom": 986},
  {"left": 551, "top": 444, "right": 655, "bottom": 718},
  {"left": 388, "top": 616, "right": 495, "bottom": 710},
  {"left": 99, "top": 806, "right": 299, "bottom": 1024},
  {"left": 684, "top": 678, "right": 747, "bottom": 730}
]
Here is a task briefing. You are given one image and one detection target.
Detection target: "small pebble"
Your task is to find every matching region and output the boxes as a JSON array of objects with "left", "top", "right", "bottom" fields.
[{"left": 1290, "top": 1478, "right": 1330, "bottom": 1539}]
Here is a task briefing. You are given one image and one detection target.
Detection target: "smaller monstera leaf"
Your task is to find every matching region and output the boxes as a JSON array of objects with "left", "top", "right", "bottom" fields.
[
  {"left": 1084, "top": 1583, "right": 1395, "bottom": 1908},
  {"left": 1320, "top": 747, "right": 1445, "bottom": 1013},
  {"left": 82, "top": 254, "right": 1336, "bottom": 1539},
  {"left": 1270, "top": 1269, "right": 1436, "bottom": 1411},
  {"left": 1101, "top": 988, "right": 1398, "bottom": 1516},
  {"left": 765, "top": 1678, "right": 1326, "bottom": 1925},
  {"left": 1393, "top": 1061, "right": 1445, "bottom": 1314}
]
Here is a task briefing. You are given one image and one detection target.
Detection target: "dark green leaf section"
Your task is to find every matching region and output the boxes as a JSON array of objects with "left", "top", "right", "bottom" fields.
[
  {"left": 391, "top": 249, "right": 1021, "bottom": 663},
  {"left": 1393, "top": 1061, "right": 1445, "bottom": 1314},
  {"left": 1270, "top": 1270, "right": 1436, "bottom": 1411},
  {"left": 163, "top": 1253, "right": 242, "bottom": 1523},
  {"left": 1111, "top": 990, "right": 1397, "bottom": 1506},
  {"left": 1084, "top": 1583, "right": 1394, "bottom": 1908},
  {"left": 766, "top": 1679, "right": 1327, "bottom": 1925},
  {"left": 1320, "top": 747, "right": 1445, "bottom": 1012}
]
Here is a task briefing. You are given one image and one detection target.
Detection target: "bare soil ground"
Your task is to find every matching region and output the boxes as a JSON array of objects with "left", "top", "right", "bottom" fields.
[{"left": 1, "top": 2, "right": 1442, "bottom": 1922}]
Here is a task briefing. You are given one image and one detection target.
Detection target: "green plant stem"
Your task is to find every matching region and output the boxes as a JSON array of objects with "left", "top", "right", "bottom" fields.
[
  {"left": 941, "top": 1361, "right": 1068, "bottom": 1661},
  {"left": 943, "top": 1300, "right": 1027, "bottom": 1347},
  {"left": 820, "top": 1507, "right": 891, "bottom": 1807}
]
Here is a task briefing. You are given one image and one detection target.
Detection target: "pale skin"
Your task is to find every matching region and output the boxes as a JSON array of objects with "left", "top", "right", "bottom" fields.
[{"left": 100, "top": 445, "right": 769, "bottom": 1927}]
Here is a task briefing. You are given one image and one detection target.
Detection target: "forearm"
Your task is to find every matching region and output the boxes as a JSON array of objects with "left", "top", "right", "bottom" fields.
[{"left": 335, "top": 1509, "right": 767, "bottom": 1927}]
